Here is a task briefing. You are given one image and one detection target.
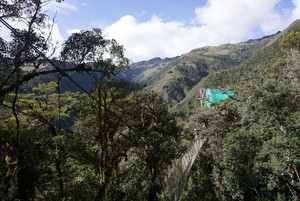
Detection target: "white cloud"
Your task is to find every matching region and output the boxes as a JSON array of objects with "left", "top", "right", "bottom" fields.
[
  {"left": 292, "top": 0, "right": 300, "bottom": 19},
  {"left": 195, "top": 0, "right": 287, "bottom": 41},
  {"left": 43, "top": 1, "right": 78, "bottom": 14},
  {"left": 0, "top": 18, "right": 65, "bottom": 58},
  {"left": 104, "top": 0, "right": 300, "bottom": 62},
  {"left": 104, "top": 15, "right": 206, "bottom": 61},
  {"left": 47, "top": 23, "right": 65, "bottom": 57}
]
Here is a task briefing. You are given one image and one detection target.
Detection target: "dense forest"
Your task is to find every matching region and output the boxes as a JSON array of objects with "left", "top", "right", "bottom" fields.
[
  {"left": 1, "top": 1, "right": 300, "bottom": 201},
  {"left": 182, "top": 26, "right": 300, "bottom": 200}
]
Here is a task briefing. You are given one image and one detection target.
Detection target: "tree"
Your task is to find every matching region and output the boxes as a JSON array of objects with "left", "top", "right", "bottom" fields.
[
  {"left": 0, "top": 81, "right": 78, "bottom": 200},
  {"left": 181, "top": 150, "right": 217, "bottom": 201},
  {"left": 60, "top": 28, "right": 129, "bottom": 78},
  {"left": 71, "top": 80, "right": 136, "bottom": 200},
  {"left": 0, "top": 1, "right": 129, "bottom": 100},
  {"left": 129, "top": 92, "right": 181, "bottom": 201},
  {"left": 0, "top": 0, "right": 56, "bottom": 100},
  {"left": 1, "top": 1, "right": 131, "bottom": 200},
  {"left": 71, "top": 86, "right": 182, "bottom": 200}
]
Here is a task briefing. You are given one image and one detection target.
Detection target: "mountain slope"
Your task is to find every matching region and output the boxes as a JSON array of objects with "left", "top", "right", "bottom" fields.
[
  {"left": 122, "top": 57, "right": 179, "bottom": 81},
  {"left": 173, "top": 19, "right": 300, "bottom": 118},
  {"left": 130, "top": 33, "right": 279, "bottom": 107}
]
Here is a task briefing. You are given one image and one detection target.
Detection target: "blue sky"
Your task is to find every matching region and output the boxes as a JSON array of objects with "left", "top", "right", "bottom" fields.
[
  {"left": 1, "top": 0, "right": 299, "bottom": 61},
  {"left": 49, "top": 0, "right": 207, "bottom": 32}
]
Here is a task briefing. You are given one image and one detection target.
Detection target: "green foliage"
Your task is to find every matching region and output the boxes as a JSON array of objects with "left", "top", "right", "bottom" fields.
[
  {"left": 60, "top": 29, "right": 129, "bottom": 78},
  {"left": 0, "top": 79, "right": 180, "bottom": 200},
  {"left": 0, "top": 2, "right": 183, "bottom": 200},
  {"left": 181, "top": 149, "right": 217, "bottom": 201},
  {"left": 133, "top": 34, "right": 276, "bottom": 107},
  {"left": 2, "top": 2, "right": 300, "bottom": 200},
  {"left": 279, "top": 29, "right": 300, "bottom": 51},
  {"left": 0, "top": 81, "right": 79, "bottom": 200},
  {"left": 184, "top": 24, "right": 300, "bottom": 200},
  {"left": 71, "top": 81, "right": 182, "bottom": 200}
]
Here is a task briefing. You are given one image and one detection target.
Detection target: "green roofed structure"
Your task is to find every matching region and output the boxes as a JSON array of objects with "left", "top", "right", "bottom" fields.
[{"left": 199, "top": 88, "right": 234, "bottom": 108}]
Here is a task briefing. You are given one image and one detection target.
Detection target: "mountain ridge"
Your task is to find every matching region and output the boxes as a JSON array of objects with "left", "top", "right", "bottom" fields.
[
  {"left": 129, "top": 31, "right": 280, "bottom": 107},
  {"left": 172, "top": 19, "right": 300, "bottom": 119}
]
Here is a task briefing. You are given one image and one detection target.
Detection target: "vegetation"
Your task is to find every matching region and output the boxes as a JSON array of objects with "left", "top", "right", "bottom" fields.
[
  {"left": 131, "top": 35, "right": 277, "bottom": 107},
  {"left": 181, "top": 24, "right": 300, "bottom": 200},
  {"left": 0, "top": 1, "right": 182, "bottom": 200},
  {"left": 1, "top": 1, "right": 300, "bottom": 201}
]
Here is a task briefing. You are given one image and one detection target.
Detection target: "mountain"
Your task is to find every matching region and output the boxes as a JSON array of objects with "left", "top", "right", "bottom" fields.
[
  {"left": 129, "top": 32, "right": 279, "bottom": 107},
  {"left": 123, "top": 57, "right": 179, "bottom": 81},
  {"left": 172, "top": 19, "right": 300, "bottom": 119},
  {"left": 179, "top": 20, "right": 300, "bottom": 200}
]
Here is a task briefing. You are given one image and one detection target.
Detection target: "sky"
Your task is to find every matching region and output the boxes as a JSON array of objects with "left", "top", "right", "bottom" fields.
[{"left": 1, "top": 0, "right": 300, "bottom": 62}]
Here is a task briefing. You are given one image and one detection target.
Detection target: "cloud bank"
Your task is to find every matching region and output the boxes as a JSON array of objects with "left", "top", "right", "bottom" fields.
[{"left": 104, "top": 0, "right": 299, "bottom": 61}]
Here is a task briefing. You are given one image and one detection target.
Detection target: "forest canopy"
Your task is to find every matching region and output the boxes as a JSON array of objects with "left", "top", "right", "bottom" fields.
[{"left": 1, "top": 1, "right": 300, "bottom": 201}]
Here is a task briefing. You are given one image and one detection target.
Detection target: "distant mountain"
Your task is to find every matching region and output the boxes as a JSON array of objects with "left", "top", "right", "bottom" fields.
[
  {"left": 121, "top": 56, "right": 179, "bottom": 82},
  {"left": 129, "top": 32, "right": 279, "bottom": 107}
]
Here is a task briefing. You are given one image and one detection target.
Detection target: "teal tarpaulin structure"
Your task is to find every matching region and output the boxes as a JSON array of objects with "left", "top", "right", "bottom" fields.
[{"left": 205, "top": 89, "right": 234, "bottom": 108}]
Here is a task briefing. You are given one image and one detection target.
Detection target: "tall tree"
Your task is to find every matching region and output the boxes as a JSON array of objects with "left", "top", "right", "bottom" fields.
[
  {"left": 71, "top": 80, "right": 134, "bottom": 200},
  {"left": 131, "top": 92, "right": 181, "bottom": 201}
]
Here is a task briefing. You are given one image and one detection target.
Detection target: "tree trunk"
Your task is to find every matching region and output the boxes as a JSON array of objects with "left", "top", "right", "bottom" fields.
[
  {"left": 55, "top": 155, "right": 64, "bottom": 199},
  {"left": 97, "top": 183, "right": 107, "bottom": 201},
  {"left": 17, "top": 157, "right": 34, "bottom": 201},
  {"left": 148, "top": 181, "right": 159, "bottom": 201},
  {"left": 97, "top": 167, "right": 110, "bottom": 201},
  {"left": 146, "top": 156, "right": 159, "bottom": 201}
]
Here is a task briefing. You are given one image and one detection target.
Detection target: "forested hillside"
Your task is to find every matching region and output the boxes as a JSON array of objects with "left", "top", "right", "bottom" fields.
[
  {"left": 130, "top": 33, "right": 278, "bottom": 107},
  {"left": 181, "top": 20, "right": 300, "bottom": 200},
  {"left": 1, "top": 1, "right": 300, "bottom": 201}
]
